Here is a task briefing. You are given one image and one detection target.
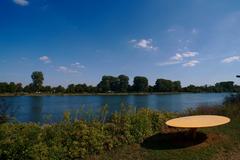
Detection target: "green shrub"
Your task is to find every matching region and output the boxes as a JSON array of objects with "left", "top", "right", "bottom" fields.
[{"left": 0, "top": 108, "right": 176, "bottom": 159}]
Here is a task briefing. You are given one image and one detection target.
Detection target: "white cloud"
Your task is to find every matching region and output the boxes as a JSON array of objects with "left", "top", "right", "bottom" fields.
[
  {"left": 57, "top": 66, "right": 78, "bottom": 73},
  {"left": 170, "top": 53, "right": 183, "bottom": 61},
  {"left": 39, "top": 56, "right": 51, "bottom": 63},
  {"left": 182, "top": 60, "right": 199, "bottom": 67},
  {"left": 57, "top": 66, "right": 68, "bottom": 72},
  {"left": 156, "top": 51, "right": 199, "bottom": 67},
  {"left": 57, "top": 62, "right": 85, "bottom": 74},
  {"left": 71, "top": 62, "right": 85, "bottom": 68},
  {"left": 182, "top": 51, "right": 198, "bottom": 57},
  {"left": 13, "top": 0, "right": 29, "bottom": 6},
  {"left": 129, "top": 39, "right": 158, "bottom": 51},
  {"left": 222, "top": 56, "right": 240, "bottom": 63}
]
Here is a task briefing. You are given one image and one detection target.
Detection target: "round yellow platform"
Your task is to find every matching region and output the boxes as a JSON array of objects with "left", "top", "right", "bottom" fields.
[{"left": 166, "top": 115, "right": 230, "bottom": 129}]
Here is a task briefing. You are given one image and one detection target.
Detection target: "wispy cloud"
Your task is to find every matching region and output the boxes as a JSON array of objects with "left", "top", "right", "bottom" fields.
[
  {"left": 182, "top": 60, "right": 199, "bottom": 67},
  {"left": 182, "top": 51, "right": 198, "bottom": 57},
  {"left": 222, "top": 56, "right": 240, "bottom": 63},
  {"left": 170, "top": 53, "right": 183, "bottom": 61},
  {"left": 71, "top": 62, "right": 85, "bottom": 69},
  {"left": 157, "top": 51, "right": 199, "bottom": 67},
  {"left": 57, "top": 62, "right": 85, "bottom": 74},
  {"left": 129, "top": 39, "right": 158, "bottom": 51},
  {"left": 13, "top": 0, "right": 29, "bottom": 6},
  {"left": 57, "top": 66, "right": 78, "bottom": 73},
  {"left": 39, "top": 56, "right": 51, "bottom": 63},
  {"left": 156, "top": 61, "right": 181, "bottom": 66}
]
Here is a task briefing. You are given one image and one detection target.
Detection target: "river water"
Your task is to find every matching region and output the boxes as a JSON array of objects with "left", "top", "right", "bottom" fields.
[{"left": 0, "top": 93, "right": 230, "bottom": 123}]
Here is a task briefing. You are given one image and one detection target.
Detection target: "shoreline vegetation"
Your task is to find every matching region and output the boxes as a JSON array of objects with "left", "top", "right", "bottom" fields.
[
  {"left": 0, "top": 91, "right": 227, "bottom": 97},
  {"left": 0, "top": 71, "right": 239, "bottom": 96},
  {"left": 0, "top": 94, "right": 240, "bottom": 159}
]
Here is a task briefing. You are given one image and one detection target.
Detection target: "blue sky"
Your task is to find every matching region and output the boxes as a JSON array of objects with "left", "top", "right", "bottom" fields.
[{"left": 1, "top": 0, "right": 240, "bottom": 87}]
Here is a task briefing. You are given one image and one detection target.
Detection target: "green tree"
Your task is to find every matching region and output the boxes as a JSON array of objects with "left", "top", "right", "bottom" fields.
[
  {"left": 154, "top": 79, "right": 173, "bottom": 92},
  {"left": 66, "top": 84, "right": 75, "bottom": 93},
  {"left": 0, "top": 83, "right": 8, "bottom": 93},
  {"left": 42, "top": 86, "right": 52, "bottom": 93},
  {"left": 16, "top": 83, "right": 23, "bottom": 92},
  {"left": 110, "top": 77, "right": 120, "bottom": 92},
  {"left": 215, "top": 81, "right": 234, "bottom": 92},
  {"left": 53, "top": 85, "right": 65, "bottom": 93},
  {"left": 23, "top": 83, "right": 34, "bottom": 93},
  {"left": 183, "top": 84, "right": 201, "bottom": 92},
  {"left": 118, "top": 75, "right": 129, "bottom": 92},
  {"left": 133, "top": 76, "right": 148, "bottom": 92},
  {"left": 97, "top": 76, "right": 111, "bottom": 92},
  {"left": 31, "top": 71, "right": 44, "bottom": 92},
  {"left": 172, "top": 81, "right": 181, "bottom": 91},
  {"left": 97, "top": 76, "right": 120, "bottom": 92},
  {"left": 75, "top": 84, "right": 84, "bottom": 93},
  {"left": 8, "top": 82, "right": 17, "bottom": 93}
]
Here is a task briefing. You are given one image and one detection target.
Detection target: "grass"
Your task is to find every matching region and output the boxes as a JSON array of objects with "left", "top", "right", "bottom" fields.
[
  {"left": 92, "top": 120, "right": 240, "bottom": 160},
  {"left": 90, "top": 102, "right": 240, "bottom": 160}
]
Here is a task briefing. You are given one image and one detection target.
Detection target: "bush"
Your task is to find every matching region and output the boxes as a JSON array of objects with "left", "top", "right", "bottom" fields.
[
  {"left": 183, "top": 105, "right": 222, "bottom": 116},
  {"left": 224, "top": 93, "right": 240, "bottom": 105},
  {"left": 183, "top": 94, "right": 240, "bottom": 119},
  {"left": 0, "top": 108, "right": 176, "bottom": 159}
]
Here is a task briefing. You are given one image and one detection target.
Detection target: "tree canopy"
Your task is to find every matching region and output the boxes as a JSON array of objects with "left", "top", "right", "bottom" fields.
[
  {"left": 0, "top": 71, "right": 239, "bottom": 94},
  {"left": 31, "top": 71, "right": 44, "bottom": 92},
  {"left": 133, "top": 76, "right": 148, "bottom": 92}
]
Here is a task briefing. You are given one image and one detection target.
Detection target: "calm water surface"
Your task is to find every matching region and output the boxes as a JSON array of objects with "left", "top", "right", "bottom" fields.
[{"left": 0, "top": 93, "right": 230, "bottom": 123}]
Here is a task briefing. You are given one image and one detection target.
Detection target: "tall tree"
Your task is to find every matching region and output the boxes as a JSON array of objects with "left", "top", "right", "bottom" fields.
[
  {"left": 66, "top": 84, "right": 75, "bottom": 93},
  {"left": 53, "top": 85, "right": 65, "bottom": 93},
  {"left": 154, "top": 79, "right": 173, "bottom": 92},
  {"left": 110, "top": 77, "right": 120, "bottom": 92},
  {"left": 16, "top": 83, "right": 23, "bottom": 92},
  {"left": 97, "top": 76, "right": 120, "bottom": 92},
  {"left": 118, "top": 75, "right": 129, "bottom": 92},
  {"left": 0, "top": 83, "right": 8, "bottom": 93},
  {"left": 75, "top": 84, "right": 84, "bottom": 93},
  {"left": 42, "top": 86, "right": 52, "bottom": 92},
  {"left": 8, "top": 82, "right": 17, "bottom": 93},
  {"left": 215, "top": 81, "right": 234, "bottom": 92},
  {"left": 97, "top": 76, "right": 111, "bottom": 92},
  {"left": 172, "top": 81, "right": 181, "bottom": 92},
  {"left": 31, "top": 71, "right": 44, "bottom": 92},
  {"left": 133, "top": 76, "right": 148, "bottom": 92},
  {"left": 154, "top": 79, "right": 181, "bottom": 92}
]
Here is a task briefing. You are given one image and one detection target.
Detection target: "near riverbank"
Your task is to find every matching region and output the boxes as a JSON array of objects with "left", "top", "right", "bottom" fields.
[{"left": 0, "top": 94, "right": 240, "bottom": 159}]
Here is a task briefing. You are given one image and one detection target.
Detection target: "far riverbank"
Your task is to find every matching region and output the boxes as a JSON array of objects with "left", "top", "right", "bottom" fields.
[{"left": 0, "top": 92, "right": 234, "bottom": 97}]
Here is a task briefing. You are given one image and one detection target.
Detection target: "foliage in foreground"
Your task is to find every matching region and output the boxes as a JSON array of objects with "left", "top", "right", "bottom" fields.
[
  {"left": 0, "top": 108, "right": 175, "bottom": 160},
  {"left": 96, "top": 94, "right": 240, "bottom": 160}
]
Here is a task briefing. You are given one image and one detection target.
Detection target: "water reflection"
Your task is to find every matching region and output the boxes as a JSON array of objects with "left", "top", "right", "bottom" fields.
[
  {"left": 131, "top": 95, "right": 150, "bottom": 109},
  {"left": 0, "top": 98, "right": 21, "bottom": 121},
  {"left": 29, "top": 96, "right": 43, "bottom": 122}
]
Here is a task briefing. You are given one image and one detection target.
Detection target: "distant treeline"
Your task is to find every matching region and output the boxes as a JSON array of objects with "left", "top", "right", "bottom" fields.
[{"left": 0, "top": 71, "right": 239, "bottom": 94}]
